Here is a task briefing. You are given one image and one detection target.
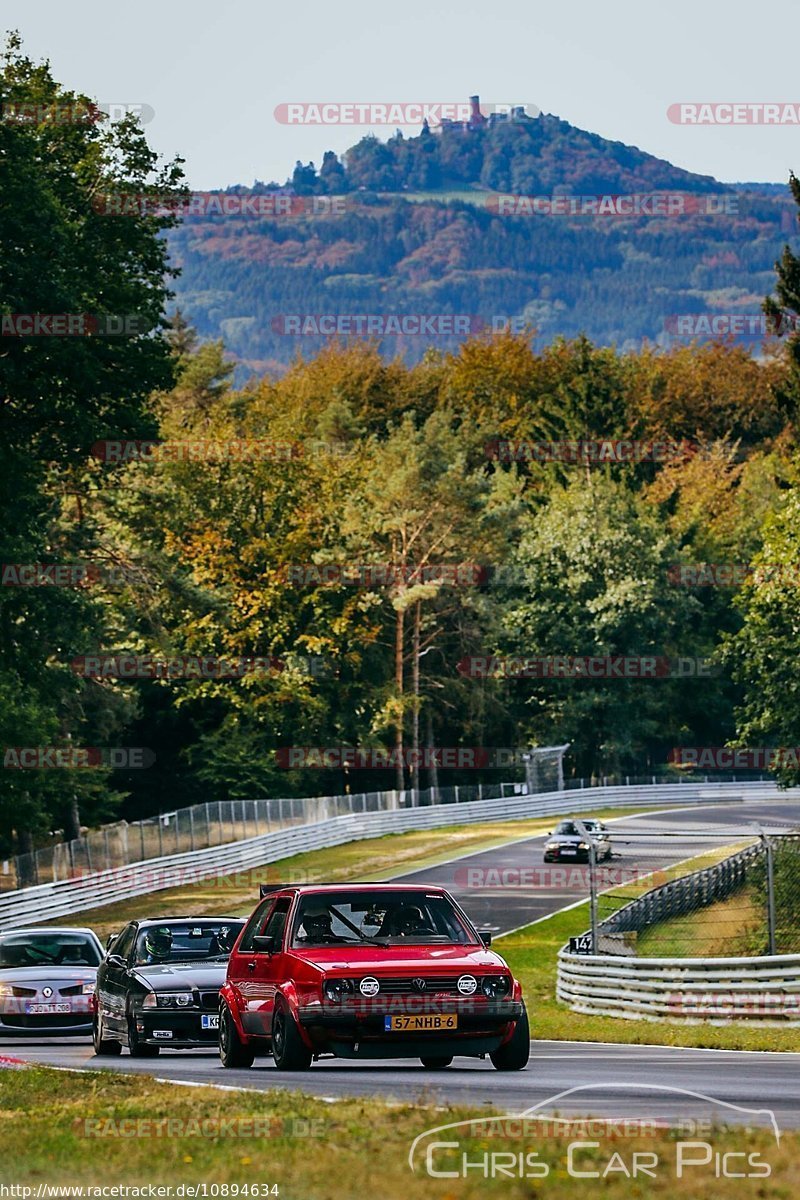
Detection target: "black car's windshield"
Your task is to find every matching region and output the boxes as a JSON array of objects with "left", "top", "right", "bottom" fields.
[
  {"left": 0, "top": 932, "right": 101, "bottom": 968},
  {"left": 133, "top": 921, "right": 245, "bottom": 965},
  {"left": 290, "top": 891, "right": 475, "bottom": 947},
  {"left": 555, "top": 821, "right": 580, "bottom": 836}
]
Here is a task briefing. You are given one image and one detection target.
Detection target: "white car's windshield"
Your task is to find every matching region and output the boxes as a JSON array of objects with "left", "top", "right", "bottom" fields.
[{"left": 0, "top": 933, "right": 100, "bottom": 968}]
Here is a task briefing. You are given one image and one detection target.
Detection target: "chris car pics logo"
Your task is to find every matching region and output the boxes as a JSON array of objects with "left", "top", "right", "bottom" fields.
[{"left": 408, "top": 1085, "right": 778, "bottom": 1181}]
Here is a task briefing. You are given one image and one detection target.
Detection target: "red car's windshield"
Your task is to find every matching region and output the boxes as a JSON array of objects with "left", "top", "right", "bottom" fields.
[{"left": 290, "top": 891, "right": 476, "bottom": 947}]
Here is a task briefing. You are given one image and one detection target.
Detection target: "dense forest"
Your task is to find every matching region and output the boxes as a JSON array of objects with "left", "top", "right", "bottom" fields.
[
  {"left": 4, "top": 41, "right": 800, "bottom": 859},
  {"left": 165, "top": 105, "right": 796, "bottom": 375}
]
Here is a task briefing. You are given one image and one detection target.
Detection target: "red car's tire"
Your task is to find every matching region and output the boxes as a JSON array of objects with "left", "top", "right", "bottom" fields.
[
  {"left": 271, "top": 998, "right": 312, "bottom": 1071},
  {"left": 219, "top": 1004, "right": 255, "bottom": 1068},
  {"left": 420, "top": 1055, "right": 453, "bottom": 1069},
  {"left": 490, "top": 1004, "right": 530, "bottom": 1071}
]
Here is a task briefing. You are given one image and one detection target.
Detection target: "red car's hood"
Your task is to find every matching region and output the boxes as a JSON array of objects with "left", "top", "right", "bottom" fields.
[{"left": 291, "top": 944, "right": 508, "bottom": 973}]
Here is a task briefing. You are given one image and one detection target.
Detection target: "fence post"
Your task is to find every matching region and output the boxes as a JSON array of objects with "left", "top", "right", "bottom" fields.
[
  {"left": 589, "top": 837, "right": 598, "bottom": 954},
  {"left": 764, "top": 834, "right": 777, "bottom": 956},
  {"left": 189, "top": 806, "right": 195, "bottom": 852},
  {"left": 158, "top": 817, "right": 163, "bottom": 858}
]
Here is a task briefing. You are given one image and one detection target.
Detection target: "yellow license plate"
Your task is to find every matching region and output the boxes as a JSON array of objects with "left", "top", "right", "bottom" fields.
[{"left": 384, "top": 1014, "right": 457, "bottom": 1032}]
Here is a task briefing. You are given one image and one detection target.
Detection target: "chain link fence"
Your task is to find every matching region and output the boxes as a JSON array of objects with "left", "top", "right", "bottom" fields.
[
  {"left": 1, "top": 780, "right": 535, "bottom": 892},
  {"left": 0, "top": 768, "right": 777, "bottom": 895},
  {"left": 567, "top": 824, "right": 800, "bottom": 958}
]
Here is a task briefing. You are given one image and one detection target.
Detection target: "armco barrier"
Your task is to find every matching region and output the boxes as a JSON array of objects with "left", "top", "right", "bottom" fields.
[
  {"left": 557, "top": 948, "right": 800, "bottom": 1025},
  {"left": 0, "top": 780, "right": 786, "bottom": 929}
]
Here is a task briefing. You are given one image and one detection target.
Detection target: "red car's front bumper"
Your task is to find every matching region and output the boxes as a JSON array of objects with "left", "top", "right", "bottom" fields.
[{"left": 294, "top": 996, "right": 524, "bottom": 1058}]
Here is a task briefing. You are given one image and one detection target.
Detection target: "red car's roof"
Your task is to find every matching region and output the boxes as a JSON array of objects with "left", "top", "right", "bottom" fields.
[{"left": 273, "top": 883, "right": 447, "bottom": 894}]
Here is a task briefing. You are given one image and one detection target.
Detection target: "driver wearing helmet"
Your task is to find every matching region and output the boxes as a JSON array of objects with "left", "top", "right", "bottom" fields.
[
  {"left": 139, "top": 927, "right": 173, "bottom": 964},
  {"left": 296, "top": 901, "right": 338, "bottom": 944},
  {"left": 384, "top": 904, "right": 433, "bottom": 937}
]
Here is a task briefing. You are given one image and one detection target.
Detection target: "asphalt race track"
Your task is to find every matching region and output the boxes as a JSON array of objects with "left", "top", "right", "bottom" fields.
[
  {"left": 4, "top": 798, "right": 800, "bottom": 1130},
  {"left": 401, "top": 799, "right": 800, "bottom": 935}
]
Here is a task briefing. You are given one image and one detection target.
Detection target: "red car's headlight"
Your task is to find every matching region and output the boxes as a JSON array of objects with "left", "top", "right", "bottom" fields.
[
  {"left": 481, "top": 975, "right": 511, "bottom": 998},
  {"left": 323, "top": 978, "right": 355, "bottom": 1002}
]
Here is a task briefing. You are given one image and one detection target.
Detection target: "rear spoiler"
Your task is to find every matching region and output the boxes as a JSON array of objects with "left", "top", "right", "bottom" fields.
[{"left": 260, "top": 883, "right": 288, "bottom": 898}]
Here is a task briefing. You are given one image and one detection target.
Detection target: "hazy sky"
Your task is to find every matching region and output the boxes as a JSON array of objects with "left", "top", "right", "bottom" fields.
[{"left": 10, "top": 1, "right": 799, "bottom": 189}]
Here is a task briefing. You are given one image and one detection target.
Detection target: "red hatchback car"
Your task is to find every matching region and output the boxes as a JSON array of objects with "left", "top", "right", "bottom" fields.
[{"left": 219, "top": 883, "right": 529, "bottom": 1071}]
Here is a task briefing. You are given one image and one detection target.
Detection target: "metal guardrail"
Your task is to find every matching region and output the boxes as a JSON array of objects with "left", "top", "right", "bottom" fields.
[
  {"left": 557, "top": 948, "right": 800, "bottom": 1024},
  {"left": 0, "top": 779, "right": 784, "bottom": 930},
  {"left": 558, "top": 834, "right": 800, "bottom": 1024},
  {"left": 3, "top": 769, "right": 775, "bottom": 892}
]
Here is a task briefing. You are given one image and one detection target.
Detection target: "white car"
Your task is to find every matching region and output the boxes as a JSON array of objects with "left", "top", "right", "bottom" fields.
[{"left": 0, "top": 926, "right": 103, "bottom": 1037}]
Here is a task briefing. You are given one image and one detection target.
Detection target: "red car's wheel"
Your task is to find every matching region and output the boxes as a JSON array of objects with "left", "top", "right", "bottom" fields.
[
  {"left": 219, "top": 1004, "right": 255, "bottom": 1069},
  {"left": 490, "top": 1004, "right": 530, "bottom": 1071},
  {"left": 271, "top": 998, "right": 312, "bottom": 1071}
]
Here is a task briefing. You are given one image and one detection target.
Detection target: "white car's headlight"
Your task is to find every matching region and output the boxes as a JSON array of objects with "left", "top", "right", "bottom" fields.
[
  {"left": 0, "top": 984, "right": 14, "bottom": 998},
  {"left": 81, "top": 982, "right": 95, "bottom": 995}
]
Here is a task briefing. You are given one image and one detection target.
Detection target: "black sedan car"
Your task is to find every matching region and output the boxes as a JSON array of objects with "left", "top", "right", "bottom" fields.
[
  {"left": 542, "top": 819, "right": 613, "bottom": 863},
  {"left": 93, "top": 917, "right": 245, "bottom": 1057}
]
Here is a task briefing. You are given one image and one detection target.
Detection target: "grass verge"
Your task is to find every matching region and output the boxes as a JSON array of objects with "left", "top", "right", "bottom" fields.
[{"left": 0, "top": 1065, "right": 795, "bottom": 1196}]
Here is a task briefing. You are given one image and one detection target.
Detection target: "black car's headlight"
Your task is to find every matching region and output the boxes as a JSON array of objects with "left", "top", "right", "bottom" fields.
[
  {"left": 323, "top": 978, "right": 355, "bottom": 1002},
  {"left": 141, "top": 991, "right": 195, "bottom": 1009},
  {"left": 481, "top": 975, "right": 511, "bottom": 998}
]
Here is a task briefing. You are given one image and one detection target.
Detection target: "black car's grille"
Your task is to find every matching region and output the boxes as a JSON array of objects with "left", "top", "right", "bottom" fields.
[
  {"left": 1, "top": 1014, "right": 88, "bottom": 1028},
  {"left": 199, "top": 990, "right": 220, "bottom": 1010}
]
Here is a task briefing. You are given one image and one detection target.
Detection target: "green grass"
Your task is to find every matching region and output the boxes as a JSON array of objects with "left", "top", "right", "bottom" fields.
[
  {"left": 0, "top": 1065, "right": 796, "bottom": 1196},
  {"left": 635, "top": 887, "right": 767, "bottom": 958}
]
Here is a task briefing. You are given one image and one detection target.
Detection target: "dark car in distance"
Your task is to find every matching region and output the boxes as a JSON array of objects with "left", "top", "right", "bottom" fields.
[
  {"left": 93, "top": 917, "right": 245, "bottom": 1056},
  {"left": 543, "top": 819, "right": 613, "bottom": 863},
  {"left": 219, "top": 883, "right": 529, "bottom": 1072}
]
